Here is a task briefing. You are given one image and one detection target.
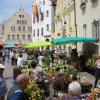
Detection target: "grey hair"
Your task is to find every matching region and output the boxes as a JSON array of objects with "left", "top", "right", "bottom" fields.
[{"left": 68, "top": 81, "right": 81, "bottom": 96}]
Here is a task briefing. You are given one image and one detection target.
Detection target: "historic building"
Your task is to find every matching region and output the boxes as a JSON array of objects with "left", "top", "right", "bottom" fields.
[
  {"left": 54, "top": 0, "right": 76, "bottom": 52},
  {"left": 32, "top": 0, "right": 56, "bottom": 42},
  {"left": 0, "top": 20, "right": 6, "bottom": 45},
  {"left": 76, "top": 0, "right": 100, "bottom": 53},
  {"left": 3, "top": 7, "right": 32, "bottom": 45}
]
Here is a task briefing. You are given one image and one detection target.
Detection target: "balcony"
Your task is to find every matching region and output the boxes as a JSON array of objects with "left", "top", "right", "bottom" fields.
[{"left": 80, "top": 2, "right": 86, "bottom": 9}]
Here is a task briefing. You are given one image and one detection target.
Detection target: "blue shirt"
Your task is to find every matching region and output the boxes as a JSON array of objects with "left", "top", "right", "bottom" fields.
[
  {"left": 0, "top": 75, "right": 7, "bottom": 96},
  {"left": 7, "top": 84, "right": 28, "bottom": 100}
]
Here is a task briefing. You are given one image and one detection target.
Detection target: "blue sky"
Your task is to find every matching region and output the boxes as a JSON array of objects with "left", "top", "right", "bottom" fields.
[{"left": 0, "top": 0, "right": 32, "bottom": 23}]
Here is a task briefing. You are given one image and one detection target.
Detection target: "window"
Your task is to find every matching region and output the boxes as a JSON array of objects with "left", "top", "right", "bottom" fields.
[
  {"left": 46, "top": 24, "right": 49, "bottom": 31},
  {"left": 28, "top": 35, "right": 31, "bottom": 40},
  {"left": 43, "top": 0, "right": 45, "bottom": 5},
  {"left": 12, "top": 35, "right": 15, "bottom": 40},
  {"left": 23, "top": 26, "right": 25, "bottom": 31},
  {"left": 40, "top": 13, "right": 44, "bottom": 20},
  {"left": 33, "top": 17, "right": 35, "bottom": 24},
  {"left": 92, "top": 20, "right": 100, "bottom": 40},
  {"left": 37, "top": 17, "right": 39, "bottom": 22},
  {"left": 22, "top": 20, "right": 24, "bottom": 24},
  {"left": 25, "top": 20, "right": 27, "bottom": 24},
  {"left": 37, "top": 29, "right": 39, "bottom": 36},
  {"left": 17, "top": 35, "right": 20, "bottom": 40},
  {"left": 8, "top": 35, "right": 10, "bottom": 40},
  {"left": 46, "top": 11, "right": 49, "bottom": 17},
  {"left": 41, "top": 28, "right": 43, "bottom": 35},
  {"left": 19, "top": 20, "right": 21, "bottom": 24},
  {"left": 83, "top": 24, "right": 87, "bottom": 37},
  {"left": 28, "top": 26, "right": 32, "bottom": 32},
  {"left": 23, "top": 35, "right": 25, "bottom": 40},
  {"left": 11, "top": 26, "right": 15, "bottom": 31},
  {"left": 33, "top": 30, "right": 35, "bottom": 36},
  {"left": 18, "top": 26, "right": 21, "bottom": 31},
  {"left": 22, "top": 15, "right": 24, "bottom": 18},
  {"left": 17, "top": 20, "right": 19, "bottom": 24},
  {"left": 19, "top": 15, "right": 21, "bottom": 18}
]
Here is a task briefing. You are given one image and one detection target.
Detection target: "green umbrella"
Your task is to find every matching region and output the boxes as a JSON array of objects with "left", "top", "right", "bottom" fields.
[
  {"left": 51, "top": 37, "right": 97, "bottom": 44},
  {"left": 24, "top": 41, "right": 53, "bottom": 48}
]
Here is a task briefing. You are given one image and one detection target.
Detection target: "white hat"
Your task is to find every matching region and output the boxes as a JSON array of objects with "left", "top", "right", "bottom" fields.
[{"left": 0, "top": 64, "right": 5, "bottom": 69}]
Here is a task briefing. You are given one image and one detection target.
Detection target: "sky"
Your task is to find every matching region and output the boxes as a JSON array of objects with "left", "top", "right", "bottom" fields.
[{"left": 0, "top": 0, "right": 32, "bottom": 23}]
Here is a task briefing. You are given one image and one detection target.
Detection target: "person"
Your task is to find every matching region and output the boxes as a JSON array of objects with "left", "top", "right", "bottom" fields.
[
  {"left": 10, "top": 50, "right": 15, "bottom": 65},
  {"left": 15, "top": 51, "right": 19, "bottom": 66},
  {"left": 17, "top": 54, "right": 23, "bottom": 68},
  {"left": 0, "top": 63, "right": 7, "bottom": 100},
  {"left": 71, "top": 49, "right": 81, "bottom": 70},
  {"left": 31, "top": 61, "right": 43, "bottom": 80},
  {"left": 68, "top": 79, "right": 81, "bottom": 100},
  {"left": 94, "top": 56, "right": 100, "bottom": 87},
  {"left": 13, "top": 67, "right": 22, "bottom": 84},
  {"left": 53, "top": 71, "right": 68, "bottom": 93},
  {"left": 51, "top": 50, "right": 55, "bottom": 63},
  {"left": 38, "top": 52, "right": 44, "bottom": 65},
  {"left": 7, "top": 73, "right": 29, "bottom": 100},
  {"left": 22, "top": 51, "right": 28, "bottom": 65}
]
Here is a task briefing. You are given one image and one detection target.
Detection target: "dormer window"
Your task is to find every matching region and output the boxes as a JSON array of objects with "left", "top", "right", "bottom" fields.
[{"left": 19, "top": 15, "right": 21, "bottom": 18}]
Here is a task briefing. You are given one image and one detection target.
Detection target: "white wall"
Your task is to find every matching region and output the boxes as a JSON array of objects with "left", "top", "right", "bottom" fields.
[
  {"left": 76, "top": 0, "right": 100, "bottom": 37},
  {"left": 32, "top": 0, "right": 53, "bottom": 42},
  {"left": 76, "top": 0, "right": 100, "bottom": 53}
]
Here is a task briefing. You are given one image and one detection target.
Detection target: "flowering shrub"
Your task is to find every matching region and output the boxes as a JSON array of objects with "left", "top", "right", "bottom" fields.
[
  {"left": 22, "top": 67, "right": 43, "bottom": 100},
  {"left": 86, "top": 54, "right": 98, "bottom": 68}
]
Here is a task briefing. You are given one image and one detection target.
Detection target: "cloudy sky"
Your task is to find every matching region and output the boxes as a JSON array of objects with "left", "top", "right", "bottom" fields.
[{"left": 0, "top": 0, "right": 32, "bottom": 23}]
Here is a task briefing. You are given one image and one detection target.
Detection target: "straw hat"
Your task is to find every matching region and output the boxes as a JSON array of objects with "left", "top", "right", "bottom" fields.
[{"left": 0, "top": 64, "right": 5, "bottom": 69}]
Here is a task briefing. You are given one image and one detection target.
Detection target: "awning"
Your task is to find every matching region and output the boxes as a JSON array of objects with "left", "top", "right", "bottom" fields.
[
  {"left": 24, "top": 41, "right": 53, "bottom": 48},
  {"left": 5, "top": 42, "right": 15, "bottom": 48},
  {"left": 51, "top": 37, "right": 97, "bottom": 44}
]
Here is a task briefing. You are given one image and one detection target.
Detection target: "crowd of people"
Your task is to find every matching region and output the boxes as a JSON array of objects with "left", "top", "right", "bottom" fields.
[{"left": 0, "top": 48, "right": 100, "bottom": 100}]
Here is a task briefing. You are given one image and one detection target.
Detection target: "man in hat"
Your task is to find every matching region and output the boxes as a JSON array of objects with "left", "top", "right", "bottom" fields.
[{"left": 0, "top": 63, "right": 7, "bottom": 100}]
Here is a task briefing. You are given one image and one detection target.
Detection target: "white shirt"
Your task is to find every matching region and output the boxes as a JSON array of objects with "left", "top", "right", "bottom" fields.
[
  {"left": 32, "top": 66, "right": 43, "bottom": 79},
  {"left": 38, "top": 55, "right": 44, "bottom": 65},
  {"left": 10, "top": 52, "right": 14, "bottom": 59},
  {"left": 22, "top": 53, "right": 28, "bottom": 61},
  {"left": 17, "top": 57, "right": 23, "bottom": 67}
]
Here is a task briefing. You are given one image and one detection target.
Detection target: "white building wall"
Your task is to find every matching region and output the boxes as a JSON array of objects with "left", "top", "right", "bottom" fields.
[
  {"left": 32, "top": 0, "right": 53, "bottom": 42},
  {"left": 76, "top": 0, "right": 100, "bottom": 52}
]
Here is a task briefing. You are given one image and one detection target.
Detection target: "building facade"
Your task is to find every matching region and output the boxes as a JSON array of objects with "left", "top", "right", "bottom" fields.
[
  {"left": 54, "top": 0, "right": 76, "bottom": 52},
  {"left": 76, "top": 0, "right": 100, "bottom": 53},
  {"left": 32, "top": 0, "right": 55, "bottom": 42},
  {"left": 0, "top": 21, "right": 6, "bottom": 44},
  {"left": 3, "top": 7, "right": 32, "bottom": 45}
]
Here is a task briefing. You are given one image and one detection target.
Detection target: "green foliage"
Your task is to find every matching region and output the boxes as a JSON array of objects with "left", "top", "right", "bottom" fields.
[
  {"left": 86, "top": 54, "right": 98, "bottom": 68},
  {"left": 23, "top": 67, "right": 44, "bottom": 100}
]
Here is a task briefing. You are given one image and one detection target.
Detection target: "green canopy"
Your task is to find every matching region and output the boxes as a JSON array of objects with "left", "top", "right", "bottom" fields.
[
  {"left": 51, "top": 37, "right": 97, "bottom": 44},
  {"left": 5, "top": 41, "right": 15, "bottom": 48},
  {"left": 24, "top": 41, "right": 53, "bottom": 48}
]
